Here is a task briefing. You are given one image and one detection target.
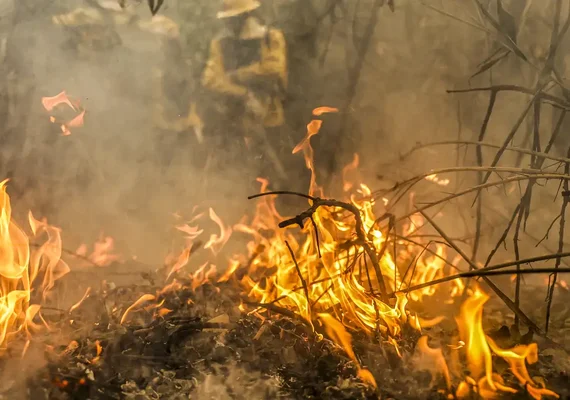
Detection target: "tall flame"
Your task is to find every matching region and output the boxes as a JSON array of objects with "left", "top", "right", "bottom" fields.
[{"left": 0, "top": 180, "right": 69, "bottom": 350}]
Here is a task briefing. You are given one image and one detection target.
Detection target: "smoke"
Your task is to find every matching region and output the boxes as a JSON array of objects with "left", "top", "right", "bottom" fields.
[
  {"left": 190, "top": 362, "right": 282, "bottom": 400},
  {"left": 0, "top": 0, "right": 566, "bottom": 267}
]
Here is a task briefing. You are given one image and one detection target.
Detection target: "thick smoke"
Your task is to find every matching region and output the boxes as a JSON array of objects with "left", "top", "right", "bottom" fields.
[{"left": 0, "top": 0, "right": 566, "bottom": 266}]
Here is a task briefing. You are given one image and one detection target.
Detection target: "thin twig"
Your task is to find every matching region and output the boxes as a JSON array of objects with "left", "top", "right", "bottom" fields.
[
  {"left": 513, "top": 202, "right": 524, "bottom": 327},
  {"left": 447, "top": 85, "right": 570, "bottom": 110},
  {"left": 393, "top": 267, "right": 570, "bottom": 296},
  {"left": 382, "top": 173, "right": 570, "bottom": 229},
  {"left": 480, "top": 86, "right": 545, "bottom": 187},
  {"left": 545, "top": 146, "right": 570, "bottom": 333},
  {"left": 483, "top": 203, "right": 521, "bottom": 268},
  {"left": 309, "top": 216, "right": 322, "bottom": 258},
  {"left": 248, "top": 191, "right": 315, "bottom": 201},
  {"left": 285, "top": 240, "right": 311, "bottom": 314},
  {"left": 473, "top": 91, "right": 498, "bottom": 263},
  {"left": 418, "top": 210, "right": 546, "bottom": 337},
  {"left": 390, "top": 140, "right": 570, "bottom": 167}
]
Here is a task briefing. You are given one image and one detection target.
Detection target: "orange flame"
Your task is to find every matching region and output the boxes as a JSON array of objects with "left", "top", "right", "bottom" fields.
[
  {"left": 486, "top": 338, "right": 560, "bottom": 399},
  {"left": 41, "top": 91, "right": 75, "bottom": 112},
  {"left": 120, "top": 294, "right": 156, "bottom": 325},
  {"left": 42, "top": 91, "right": 86, "bottom": 136},
  {"left": 203, "top": 208, "right": 232, "bottom": 255},
  {"left": 318, "top": 313, "right": 377, "bottom": 388},
  {"left": 155, "top": 110, "right": 557, "bottom": 397},
  {"left": 342, "top": 153, "right": 359, "bottom": 192},
  {"left": 69, "top": 287, "right": 91, "bottom": 313},
  {"left": 0, "top": 179, "right": 70, "bottom": 350},
  {"left": 76, "top": 234, "right": 121, "bottom": 267},
  {"left": 312, "top": 106, "right": 339, "bottom": 116}
]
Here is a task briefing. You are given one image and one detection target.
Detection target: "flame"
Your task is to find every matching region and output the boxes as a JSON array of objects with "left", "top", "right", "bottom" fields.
[
  {"left": 176, "top": 223, "right": 204, "bottom": 241},
  {"left": 166, "top": 246, "right": 191, "bottom": 280},
  {"left": 91, "top": 340, "right": 103, "bottom": 364},
  {"left": 120, "top": 294, "right": 156, "bottom": 325},
  {"left": 318, "top": 313, "right": 377, "bottom": 388},
  {"left": 486, "top": 338, "right": 560, "bottom": 399},
  {"left": 0, "top": 180, "right": 69, "bottom": 349},
  {"left": 452, "top": 288, "right": 557, "bottom": 399},
  {"left": 292, "top": 119, "right": 323, "bottom": 197},
  {"left": 456, "top": 289, "right": 495, "bottom": 388},
  {"left": 203, "top": 208, "right": 232, "bottom": 255},
  {"left": 76, "top": 234, "right": 121, "bottom": 267},
  {"left": 41, "top": 91, "right": 75, "bottom": 112},
  {"left": 190, "top": 263, "right": 217, "bottom": 291},
  {"left": 147, "top": 111, "right": 557, "bottom": 397},
  {"left": 342, "top": 153, "right": 359, "bottom": 192},
  {"left": 312, "top": 106, "right": 339, "bottom": 116},
  {"left": 425, "top": 174, "right": 450, "bottom": 187},
  {"left": 69, "top": 287, "right": 91, "bottom": 313},
  {"left": 415, "top": 336, "right": 451, "bottom": 390},
  {"left": 42, "top": 91, "right": 86, "bottom": 136},
  {"left": 218, "top": 258, "right": 240, "bottom": 283}
]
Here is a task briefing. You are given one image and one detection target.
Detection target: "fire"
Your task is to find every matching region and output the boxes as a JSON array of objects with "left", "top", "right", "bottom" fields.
[
  {"left": 456, "top": 289, "right": 497, "bottom": 390},
  {"left": 120, "top": 293, "right": 156, "bottom": 325},
  {"left": 216, "top": 107, "right": 556, "bottom": 396},
  {"left": 224, "top": 118, "right": 458, "bottom": 344},
  {"left": 0, "top": 180, "right": 70, "bottom": 350},
  {"left": 203, "top": 208, "right": 232, "bottom": 255},
  {"left": 122, "top": 107, "right": 557, "bottom": 397},
  {"left": 41, "top": 91, "right": 86, "bottom": 136},
  {"left": 318, "top": 313, "right": 377, "bottom": 388},
  {"left": 425, "top": 173, "right": 450, "bottom": 186},
  {"left": 449, "top": 288, "right": 558, "bottom": 399},
  {"left": 76, "top": 234, "right": 121, "bottom": 267}
]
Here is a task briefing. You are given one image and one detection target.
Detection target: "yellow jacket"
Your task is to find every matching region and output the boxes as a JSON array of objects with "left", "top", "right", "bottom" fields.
[{"left": 202, "top": 17, "right": 287, "bottom": 128}]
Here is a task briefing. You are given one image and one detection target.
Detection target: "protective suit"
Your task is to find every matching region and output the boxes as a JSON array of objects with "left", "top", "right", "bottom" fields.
[
  {"left": 202, "top": 15, "right": 287, "bottom": 129},
  {"left": 201, "top": 0, "right": 288, "bottom": 180}
]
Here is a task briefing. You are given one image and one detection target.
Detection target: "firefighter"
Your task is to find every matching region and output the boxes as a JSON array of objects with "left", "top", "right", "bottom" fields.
[
  {"left": 138, "top": 15, "right": 204, "bottom": 172},
  {"left": 201, "top": 0, "right": 288, "bottom": 182},
  {"left": 51, "top": 1, "right": 133, "bottom": 60}
]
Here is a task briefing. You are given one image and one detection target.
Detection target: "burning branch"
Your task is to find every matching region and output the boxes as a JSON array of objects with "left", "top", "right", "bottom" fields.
[{"left": 249, "top": 191, "right": 389, "bottom": 302}]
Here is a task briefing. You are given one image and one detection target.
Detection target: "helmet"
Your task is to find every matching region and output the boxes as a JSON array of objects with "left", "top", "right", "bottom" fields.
[
  {"left": 138, "top": 15, "right": 180, "bottom": 38},
  {"left": 52, "top": 7, "right": 105, "bottom": 26},
  {"left": 217, "top": 0, "right": 260, "bottom": 19}
]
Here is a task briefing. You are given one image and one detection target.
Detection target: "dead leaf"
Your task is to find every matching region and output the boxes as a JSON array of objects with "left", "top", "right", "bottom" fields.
[
  {"left": 471, "top": 49, "right": 510, "bottom": 78},
  {"left": 207, "top": 314, "right": 230, "bottom": 324},
  {"left": 497, "top": 0, "right": 517, "bottom": 44}
]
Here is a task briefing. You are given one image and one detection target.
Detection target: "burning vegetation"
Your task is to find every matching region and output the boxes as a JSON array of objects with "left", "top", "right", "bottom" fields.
[
  {"left": 0, "top": 107, "right": 568, "bottom": 399},
  {"left": 1, "top": 0, "right": 570, "bottom": 399}
]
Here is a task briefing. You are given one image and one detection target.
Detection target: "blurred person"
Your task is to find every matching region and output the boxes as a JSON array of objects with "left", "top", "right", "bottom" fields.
[
  {"left": 51, "top": 0, "right": 134, "bottom": 61},
  {"left": 138, "top": 15, "right": 204, "bottom": 174},
  {"left": 201, "top": 0, "right": 289, "bottom": 188}
]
